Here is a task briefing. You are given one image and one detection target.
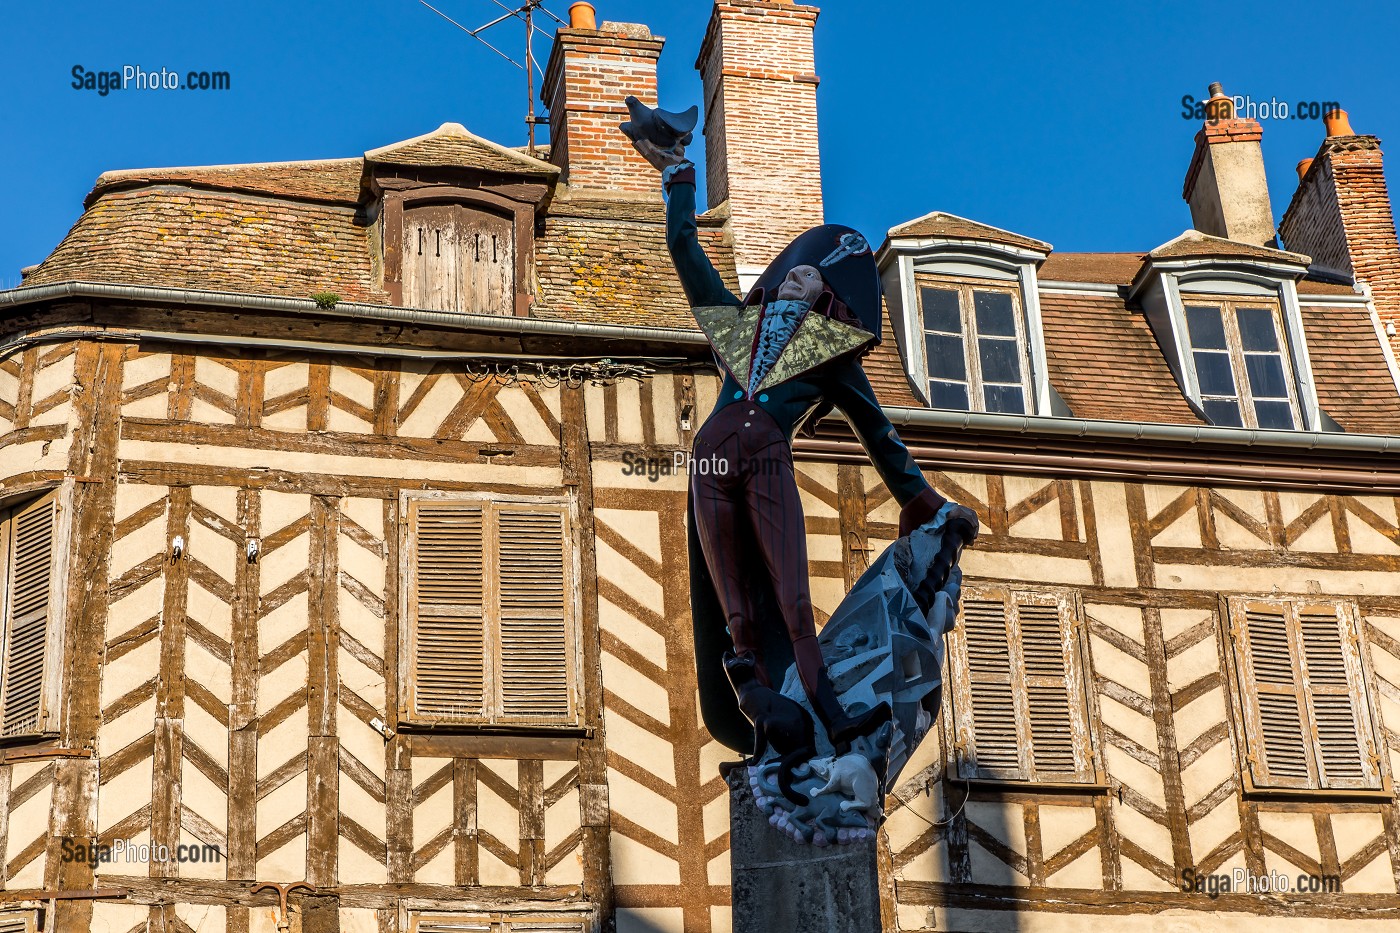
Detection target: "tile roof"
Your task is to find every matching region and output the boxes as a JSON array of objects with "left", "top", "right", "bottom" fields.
[
  {"left": 1300, "top": 304, "right": 1400, "bottom": 434},
  {"left": 865, "top": 301, "right": 923, "bottom": 408},
  {"left": 25, "top": 186, "right": 389, "bottom": 303},
  {"left": 86, "top": 158, "right": 365, "bottom": 208},
  {"left": 1149, "top": 230, "right": 1309, "bottom": 265},
  {"left": 887, "top": 211, "right": 1050, "bottom": 253},
  {"left": 365, "top": 123, "right": 559, "bottom": 177},
  {"left": 1039, "top": 252, "right": 1145, "bottom": 286},
  {"left": 1039, "top": 291, "right": 1204, "bottom": 424}
]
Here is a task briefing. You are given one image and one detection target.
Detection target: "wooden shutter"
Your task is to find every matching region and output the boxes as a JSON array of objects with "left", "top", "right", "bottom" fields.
[
  {"left": 0, "top": 493, "right": 59, "bottom": 737},
  {"left": 402, "top": 204, "right": 515, "bottom": 315},
  {"left": 409, "top": 502, "right": 487, "bottom": 720},
  {"left": 957, "top": 596, "right": 1022, "bottom": 778},
  {"left": 950, "top": 586, "right": 1095, "bottom": 783},
  {"left": 495, "top": 505, "right": 573, "bottom": 723},
  {"left": 1229, "top": 598, "right": 1381, "bottom": 791},
  {"left": 0, "top": 915, "right": 33, "bottom": 933}
]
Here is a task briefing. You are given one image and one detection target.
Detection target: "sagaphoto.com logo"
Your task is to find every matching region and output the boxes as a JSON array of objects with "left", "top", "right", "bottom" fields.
[{"left": 72, "top": 64, "right": 231, "bottom": 97}]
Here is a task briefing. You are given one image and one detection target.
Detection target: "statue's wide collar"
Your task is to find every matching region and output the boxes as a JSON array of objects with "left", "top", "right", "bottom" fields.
[{"left": 693, "top": 304, "right": 874, "bottom": 397}]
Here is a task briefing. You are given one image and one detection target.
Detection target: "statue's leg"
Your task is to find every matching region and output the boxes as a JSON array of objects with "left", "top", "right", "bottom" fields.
[
  {"left": 690, "top": 467, "right": 767, "bottom": 686},
  {"left": 743, "top": 448, "right": 890, "bottom": 748}
]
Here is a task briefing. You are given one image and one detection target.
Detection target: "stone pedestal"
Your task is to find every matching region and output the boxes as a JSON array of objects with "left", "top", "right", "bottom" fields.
[{"left": 727, "top": 770, "right": 882, "bottom": 933}]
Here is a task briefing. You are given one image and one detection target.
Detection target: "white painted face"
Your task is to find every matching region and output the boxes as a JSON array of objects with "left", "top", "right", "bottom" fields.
[{"left": 776, "top": 264, "right": 824, "bottom": 304}]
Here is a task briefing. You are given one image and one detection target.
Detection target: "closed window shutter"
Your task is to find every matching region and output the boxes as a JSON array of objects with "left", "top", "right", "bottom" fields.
[
  {"left": 952, "top": 586, "right": 1094, "bottom": 783},
  {"left": 1299, "top": 603, "right": 1380, "bottom": 789},
  {"left": 1229, "top": 598, "right": 1381, "bottom": 791},
  {"left": 410, "top": 502, "right": 487, "bottom": 719},
  {"left": 959, "top": 596, "right": 1023, "bottom": 779},
  {"left": 402, "top": 205, "right": 515, "bottom": 315},
  {"left": 0, "top": 915, "right": 33, "bottom": 933},
  {"left": 495, "top": 505, "right": 573, "bottom": 722},
  {"left": 1017, "top": 598, "right": 1079, "bottom": 778},
  {"left": 1, "top": 493, "right": 58, "bottom": 737}
]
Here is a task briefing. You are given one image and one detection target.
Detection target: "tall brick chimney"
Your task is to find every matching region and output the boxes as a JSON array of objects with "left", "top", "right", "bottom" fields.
[
  {"left": 1182, "top": 83, "right": 1277, "bottom": 247},
  {"left": 542, "top": 5, "right": 664, "bottom": 194},
  {"left": 1280, "top": 109, "right": 1400, "bottom": 358},
  {"left": 697, "top": 0, "right": 824, "bottom": 288}
]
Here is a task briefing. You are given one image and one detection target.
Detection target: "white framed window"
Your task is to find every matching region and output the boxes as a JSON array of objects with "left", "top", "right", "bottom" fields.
[
  {"left": 1184, "top": 297, "right": 1301, "bottom": 429},
  {"left": 918, "top": 278, "right": 1033, "bottom": 414},
  {"left": 0, "top": 489, "right": 65, "bottom": 740},
  {"left": 399, "top": 493, "right": 582, "bottom": 729}
]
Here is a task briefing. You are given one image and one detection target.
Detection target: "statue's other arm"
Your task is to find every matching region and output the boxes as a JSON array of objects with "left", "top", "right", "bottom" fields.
[
  {"left": 824, "top": 358, "right": 948, "bottom": 536},
  {"left": 664, "top": 162, "right": 742, "bottom": 309}
]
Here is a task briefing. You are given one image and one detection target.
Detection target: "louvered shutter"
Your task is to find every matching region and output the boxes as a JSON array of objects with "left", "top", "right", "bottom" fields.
[
  {"left": 1, "top": 493, "right": 58, "bottom": 737},
  {"left": 409, "top": 502, "right": 488, "bottom": 720},
  {"left": 1298, "top": 603, "right": 1380, "bottom": 789},
  {"left": 952, "top": 587, "right": 1094, "bottom": 783},
  {"left": 1016, "top": 596, "right": 1083, "bottom": 780},
  {"left": 0, "top": 916, "right": 31, "bottom": 933},
  {"left": 1229, "top": 598, "right": 1381, "bottom": 791},
  {"left": 495, "top": 505, "right": 574, "bottom": 723},
  {"left": 957, "top": 596, "right": 1023, "bottom": 779}
]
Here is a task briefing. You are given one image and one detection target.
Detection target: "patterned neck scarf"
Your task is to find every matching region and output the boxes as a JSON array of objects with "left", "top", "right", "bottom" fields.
[{"left": 749, "top": 299, "right": 809, "bottom": 397}]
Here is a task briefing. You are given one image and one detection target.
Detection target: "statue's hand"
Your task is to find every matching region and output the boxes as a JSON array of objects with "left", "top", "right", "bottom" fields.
[{"left": 631, "top": 138, "right": 687, "bottom": 173}]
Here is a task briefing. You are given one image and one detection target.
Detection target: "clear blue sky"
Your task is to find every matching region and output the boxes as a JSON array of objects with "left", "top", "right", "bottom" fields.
[{"left": 5, "top": 1, "right": 1399, "bottom": 290}]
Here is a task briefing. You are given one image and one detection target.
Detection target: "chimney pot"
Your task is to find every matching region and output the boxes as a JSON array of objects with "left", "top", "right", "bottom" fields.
[
  {"left": 569, "top": 2, "right": 596, "bottom": 30},
  {"left": 1296, "top": 158, "right": 1313, "bottom": 181},
  {"left": 1324, "top": 108, "right": 1355, "bottom": 138}
]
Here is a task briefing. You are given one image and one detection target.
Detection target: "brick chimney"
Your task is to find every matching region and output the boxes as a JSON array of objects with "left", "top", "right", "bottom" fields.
[
  {"left": 542, "top": 4, "right": 664, "bottom": 193},
  {"left": 1182, "top": 83, "right": 1277, "bottom": 247},
  {"left": 697, "top": 0, "right": 824, "bottom": 288},
  {"left": 1281, "top": 109, "right": 1400, "bottom": 358}
]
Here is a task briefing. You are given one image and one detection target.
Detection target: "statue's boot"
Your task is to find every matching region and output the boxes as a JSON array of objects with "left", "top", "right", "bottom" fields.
[{"left": 794, "top": 635, "right": 890, "bottom": 751}]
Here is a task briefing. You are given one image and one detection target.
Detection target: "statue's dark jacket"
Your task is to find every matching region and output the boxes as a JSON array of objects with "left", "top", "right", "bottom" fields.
[{"left": 666, "top": 176, "right": 942, "bottom": 752}]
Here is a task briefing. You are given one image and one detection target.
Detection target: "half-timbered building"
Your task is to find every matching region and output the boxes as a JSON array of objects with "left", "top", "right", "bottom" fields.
[{"left": 3, "top": 2, "right": 1400, "bottom": 931}]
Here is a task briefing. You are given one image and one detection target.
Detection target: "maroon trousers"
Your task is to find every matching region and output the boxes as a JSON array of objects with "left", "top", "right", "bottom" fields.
[{"left": 689, "top": 406, "right": 823, "bottom": 691}]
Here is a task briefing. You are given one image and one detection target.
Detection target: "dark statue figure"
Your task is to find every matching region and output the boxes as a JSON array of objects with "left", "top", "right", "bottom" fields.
[{"left": 625, "top": 98, "right": 978, "bottom": 844}]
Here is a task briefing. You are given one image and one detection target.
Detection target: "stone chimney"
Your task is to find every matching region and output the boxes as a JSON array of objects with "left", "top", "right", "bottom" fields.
[
  {"left": 542, "top": 3, "right": 664, "bottom": 193},
  {"left": 697, "top": 0, "right": 824, "bottom": 288},
  {"left": 1281, "top": 108, "right": 1400, "bottom": 358},
  {"left": 1182, "top": 83, "right": 1277, "bottom": 247}
]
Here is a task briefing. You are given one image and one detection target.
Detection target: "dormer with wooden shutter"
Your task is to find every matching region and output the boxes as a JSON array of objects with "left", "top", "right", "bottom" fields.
[
  {"left": 401, "top": 493, "right": 581, "bottom": 729},
  {"left": 945, "top": 585, "right": 1101, "bottom": 785},
  {"left": 0, "top": 489, "right": 66, "bottom": 741},
  {"left": 1225, "top": 596, "right": 1387, "bottom": 794},
  {"left": 366, "top": 124, "right": 559, "bottom": 317}
]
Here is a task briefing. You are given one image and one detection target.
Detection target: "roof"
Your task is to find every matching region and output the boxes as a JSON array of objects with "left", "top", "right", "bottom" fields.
[
  {"left": 1301, "top": 305, "right": 1400, "bottom": 433},
  {"left": 365, "top": 122, "right": 559, "bottom": 177},
  {"left": 1039, "top": 252, "right": 1145, "bottom": 286},
  {"left": 86, "top": 157, "right": 365, "bottom": 208},
  {"left": 1039, "top": 291, "right": 1204, "bottom": 424},
  {"left": 1149, "top": 229, "right": 1310, "bottom": 266},
  {"left": 887, "top": 211, "right": 1050, "bottom": 253}
]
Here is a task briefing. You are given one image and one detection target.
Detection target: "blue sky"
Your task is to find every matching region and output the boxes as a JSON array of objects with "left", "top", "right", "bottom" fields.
[{"left": 5, "top": 1, "right": 1399, "bottom": 289}]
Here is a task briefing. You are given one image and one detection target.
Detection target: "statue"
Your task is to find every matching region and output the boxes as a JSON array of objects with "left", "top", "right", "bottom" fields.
[{"left": 624, "top": 99, "right": 978, "bottom": 844}]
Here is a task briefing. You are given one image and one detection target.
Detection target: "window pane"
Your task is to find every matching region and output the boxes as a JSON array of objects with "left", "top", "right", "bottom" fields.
[
  {"left": 1203, "top": 398, "right": 1244, "bottom": 427},
  {"left": 926, "top": 333, "right": 967, "bottom": 381},
  {"left": 974, "top": 291, "right": 1016, "bottom": 337},
  {"left": 983, "top": 384, "right": 1026, "bottom": 414},
  {"left": 929, "top": 380, "right": 970, "bottom": 411},
  {"left": 1254, "top": 400, "right": 1295, "bottom": 430},
  {"left": 1194, "top": 350, "right": 1237, "bottom": 397},
  {"left": 1245, "top": 353, "right": 1289, "bottom": 400},
  {"left": 922, "top": 288, "right": 962, "bottom": 334},
  {"left": 1186, "top": 305, "right": 1227, "bottom": 349},
  {"left": 1237, "top": 307, "right": 1281, "bottom": 352},
  {"left": 978, "top": 337, "right": 1022, "bottom": 384}
]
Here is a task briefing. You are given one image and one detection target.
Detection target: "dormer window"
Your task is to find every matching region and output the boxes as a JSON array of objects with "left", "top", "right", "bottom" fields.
[
  {"left": 920, "top": 278, "right": 1032, "bottom": 413},
  {"left": 402, "top": 203, "right": 516, "bottom": 315},
  {"left": 1184, "top": 297, "right": 1300, "bottom": 429}
]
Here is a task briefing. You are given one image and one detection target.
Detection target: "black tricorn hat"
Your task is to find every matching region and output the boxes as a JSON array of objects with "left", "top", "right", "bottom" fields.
[
  {"left": 619, "top": 96, "right": 699, "bottom": 150},
  {"left": 746, "top": 226, "right": 883, "bottom": 343}
]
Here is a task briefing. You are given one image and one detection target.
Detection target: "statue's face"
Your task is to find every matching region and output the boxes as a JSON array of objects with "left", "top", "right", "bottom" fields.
[{"left": 776, "top": 264, "right": 824, "bottom": 304}]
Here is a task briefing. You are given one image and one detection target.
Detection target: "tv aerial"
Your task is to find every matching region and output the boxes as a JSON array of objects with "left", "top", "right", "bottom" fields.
[{"left": 418, "top": 0, "right": 569, "bottom": 155}]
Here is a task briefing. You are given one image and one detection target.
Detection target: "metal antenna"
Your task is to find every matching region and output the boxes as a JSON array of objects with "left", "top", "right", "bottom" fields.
[{"left": 418, "top": 0, "right": 567, "bottom": 155}]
